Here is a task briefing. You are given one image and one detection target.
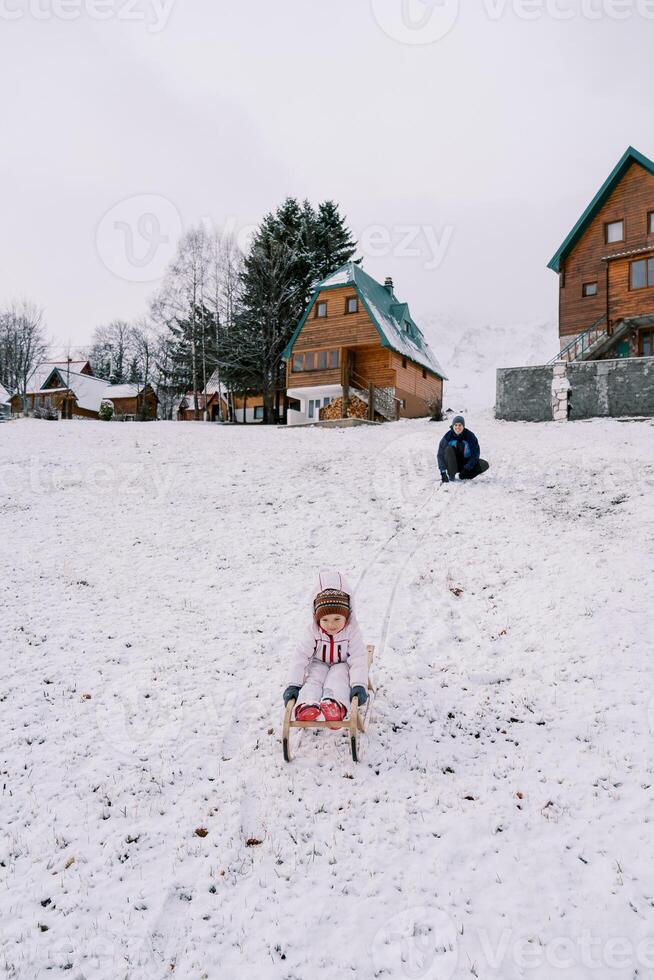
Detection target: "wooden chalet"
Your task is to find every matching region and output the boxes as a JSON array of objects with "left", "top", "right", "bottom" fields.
[
  {"left": 549, "top": 146, "right": 654, "bottom": 362},
  {"left": 176, "top": 370, "right": 268, "bottom": 423},
  {"left": 283, "top": 263, "right": 446, "bottom": 424},
  {"left": 177, "top": 390, "right": 228, "bottom": 422},
  {"left": 11, "top": 360, "right": 157, "bottom": 420},
  {"left": 0, "top": 382, "right": 11, "bottom": 420}
]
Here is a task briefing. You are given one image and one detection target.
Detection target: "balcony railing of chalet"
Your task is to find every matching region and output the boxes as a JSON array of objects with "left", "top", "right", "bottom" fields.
[
  {"left": 548, "top": 316, "right": 608, "bottom": 364},
  {"left": 348, "top": 369, "right": 402, "bottom": 422}
]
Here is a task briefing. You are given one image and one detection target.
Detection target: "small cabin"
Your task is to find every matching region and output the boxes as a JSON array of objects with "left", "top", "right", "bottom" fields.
[
  {"left": 549, "top": 146, "right": 654, "bottom": 362},
  {"left": 283, "top": 263, "right": 446, "bottom": 425},
  {"left": 11, "top": 361, "right": 157, "bottom": 419},
  {"left": 176, "top": 371, "right": 272, "bottom": 423}
]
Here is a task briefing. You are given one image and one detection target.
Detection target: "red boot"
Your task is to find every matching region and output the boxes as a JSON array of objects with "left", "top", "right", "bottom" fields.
[
  {"left": 321, "top": 699, "right": 347, "bottom": 727},
  {"left": 295, "top": 704, "right": 321, "bottom": 722}
]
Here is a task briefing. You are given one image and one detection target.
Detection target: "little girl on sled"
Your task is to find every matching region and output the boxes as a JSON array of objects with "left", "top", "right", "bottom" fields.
[{"left": 283, "top": 570, "right": 369, "bottom": 724}]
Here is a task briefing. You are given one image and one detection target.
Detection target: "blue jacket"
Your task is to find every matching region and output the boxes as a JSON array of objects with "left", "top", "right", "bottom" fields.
[{"left": 437, "top": 427, "right": 480, "bottom": 473}]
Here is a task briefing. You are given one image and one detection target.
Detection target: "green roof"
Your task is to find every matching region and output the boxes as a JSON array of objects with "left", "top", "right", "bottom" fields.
[
  {"left": 283, "top": 262, "right": 447, "bottom": 379},
  {"left": 547, "top": 146, "right": 654, "bottom": 273}
]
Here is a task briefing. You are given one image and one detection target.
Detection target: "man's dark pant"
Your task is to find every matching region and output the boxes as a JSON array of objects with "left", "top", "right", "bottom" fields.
[{"left": 443, "top": 445, "right": 490, "bottom": 480}]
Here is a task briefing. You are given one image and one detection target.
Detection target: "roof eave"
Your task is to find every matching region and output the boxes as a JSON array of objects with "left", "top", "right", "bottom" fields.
[{"left": 547, "top": 146, "right": 654, "bottom": 273}]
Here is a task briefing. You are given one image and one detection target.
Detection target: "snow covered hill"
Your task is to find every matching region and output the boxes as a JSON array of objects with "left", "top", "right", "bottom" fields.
[
  {"left": 420, "top": 316, "right": 557, "bottom": 414},
  {"left": 1, "top": 417, "right": 653, "bottom": 980}
]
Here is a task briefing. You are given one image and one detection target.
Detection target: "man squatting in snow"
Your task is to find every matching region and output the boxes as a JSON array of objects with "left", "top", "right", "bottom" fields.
[
  {"left": 437, "top": 415, "right": 490, "bottom": 484},
  {"left": 283, "top": 570, "right": 368, "bottom": 725}
]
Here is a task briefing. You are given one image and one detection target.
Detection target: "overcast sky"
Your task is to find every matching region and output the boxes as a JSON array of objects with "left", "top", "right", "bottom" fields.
[{"left": 1, "top": 0, "right": 652, "bottom": 352}]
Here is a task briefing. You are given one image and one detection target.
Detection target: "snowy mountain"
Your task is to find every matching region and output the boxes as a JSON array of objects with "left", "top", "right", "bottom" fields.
[{"left": 419, "top": 315, "right": 557, "bottom": 414}]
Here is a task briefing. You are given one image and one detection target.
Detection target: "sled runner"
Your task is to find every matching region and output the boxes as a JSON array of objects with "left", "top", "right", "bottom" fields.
[{"left": 282, "top": 645, "right": 375, "bottom": 763}]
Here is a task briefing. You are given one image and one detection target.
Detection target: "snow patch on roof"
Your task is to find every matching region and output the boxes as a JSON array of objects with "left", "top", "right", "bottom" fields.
[{"left": 105, "top": 384, "right": 142, "bottom": 400}]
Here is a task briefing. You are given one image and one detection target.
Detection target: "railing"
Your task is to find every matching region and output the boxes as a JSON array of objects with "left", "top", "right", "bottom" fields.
[
  {"left": 548, "top": 316, "right": 608, "bottom": 364},
  {"left": 348, "top": 369, "right": 402, "bottom": 421}
]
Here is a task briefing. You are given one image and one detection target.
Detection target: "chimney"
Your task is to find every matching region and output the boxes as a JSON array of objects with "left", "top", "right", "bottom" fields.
[{"left": 384, "top": 276, "right": 394, "bottom": 293}]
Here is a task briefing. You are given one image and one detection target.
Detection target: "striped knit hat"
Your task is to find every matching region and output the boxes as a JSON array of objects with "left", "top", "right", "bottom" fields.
[{"left": 314, "top": 588, "right": 351, "bottom": 622}]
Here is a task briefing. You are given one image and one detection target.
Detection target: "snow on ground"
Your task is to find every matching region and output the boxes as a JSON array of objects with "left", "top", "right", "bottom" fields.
[{"left": 1, "top": 416, "right": 653, "bottom": 980}]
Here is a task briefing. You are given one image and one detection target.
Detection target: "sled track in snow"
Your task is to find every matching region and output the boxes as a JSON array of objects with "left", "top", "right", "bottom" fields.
[{"left": 354, "top": 480, "right": 448, "bottom": 660}]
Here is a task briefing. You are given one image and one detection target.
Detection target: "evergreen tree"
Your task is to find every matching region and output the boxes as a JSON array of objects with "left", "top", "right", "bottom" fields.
[
  {"left": 234, "top": 198, "right": 356, "bottom": 423},
  {"left": 311, "top": 200, "right": 358, "bottom": 282}
]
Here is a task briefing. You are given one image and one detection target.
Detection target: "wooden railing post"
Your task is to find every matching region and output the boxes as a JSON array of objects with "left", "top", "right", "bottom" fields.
[{"left": 342, "top": 353, "right": 349, "bottom": 419}]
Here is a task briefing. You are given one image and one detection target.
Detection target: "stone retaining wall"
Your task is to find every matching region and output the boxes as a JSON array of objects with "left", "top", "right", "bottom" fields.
[{"left": 496, "top": 356, "right": 654, "bottom": 421}]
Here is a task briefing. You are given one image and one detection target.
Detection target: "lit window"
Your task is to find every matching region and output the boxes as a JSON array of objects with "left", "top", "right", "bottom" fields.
[
  {"left": 605, "top": 220, "right": 624, "bottom": 244},
  {"left": 316, "top": 301, "right": 327, "bottom": 318},
  {"left": 582, "top": 282, "right": 598, "bottom": 297},
  {"left": 346, "top": 296, "right": 358, "bottom": 314}
]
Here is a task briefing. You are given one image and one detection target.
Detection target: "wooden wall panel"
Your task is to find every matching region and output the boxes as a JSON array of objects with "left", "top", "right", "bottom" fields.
[
  {"left": 293, "top": 286, "right": 380, "bottom": 350},
  {"left": 560, "top": 163, "right": 654, "bottom": 338}
]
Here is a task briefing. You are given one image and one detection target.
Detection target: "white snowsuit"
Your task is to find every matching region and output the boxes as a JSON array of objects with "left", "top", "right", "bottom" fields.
[{"left": 287, "top": 571, "right": 368, "bottom": 709}]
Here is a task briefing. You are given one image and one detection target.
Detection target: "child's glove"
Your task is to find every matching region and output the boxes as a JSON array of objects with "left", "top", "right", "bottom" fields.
[
  {"left": 350, "top": 685, "right": 368, "bottom": 706},
  {"left": 283, "top": 685, "right": 300, "bottom": 706}
]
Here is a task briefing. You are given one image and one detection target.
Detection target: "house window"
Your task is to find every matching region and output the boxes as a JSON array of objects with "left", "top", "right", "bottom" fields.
[
  {"left": 422, "top": 369, "right": 427, "bottom": 379},
  {"left": 605, "top": 220, "right": 624, "bottom": 244},
  {"left": 582, "top": 282, "right": 598, "bottom": 297},
  {"left": 404, "top": 320, "right": 411, "bottom": 334},
  {"left": 346, "top": 296, "right": 358, "bottom": 314},
  {"left": 402, "top": 357, "right": 407, "bottom": 369},
  {"left": 323, "top": 396, "right": 332, "bottom": 407},
  {"left": 649, "top": 211, "right": 654, "bottom": 235},
  {"left": 254, "top": 406, "right": 264, "bottom": 420},
  {"left": 292, "top": 349, "right": 340, "bottom": 372},
  {"left": 641, "top": 330, "right": 654, "bottom": 356},
  {"left": 316, "top": 301, "right": 328, "bottom": 318},
  {"left": 629, "top": 257, "right": 654, "bottom": 290}
]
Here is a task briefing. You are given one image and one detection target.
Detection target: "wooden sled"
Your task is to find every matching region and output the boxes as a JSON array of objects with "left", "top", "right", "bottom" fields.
[{"left": 282, "top": 645, "right": 375, "bottom": 763}]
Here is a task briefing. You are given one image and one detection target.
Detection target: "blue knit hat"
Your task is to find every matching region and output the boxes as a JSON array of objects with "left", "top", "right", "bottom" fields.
[{"left": 452, "top": 415, "right": 465, "bottom": 427}]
